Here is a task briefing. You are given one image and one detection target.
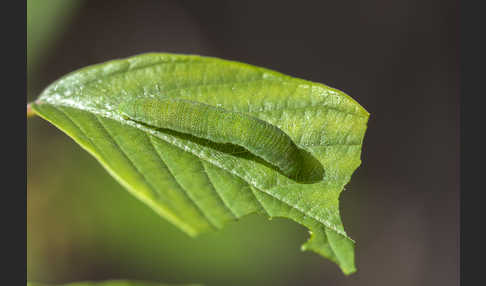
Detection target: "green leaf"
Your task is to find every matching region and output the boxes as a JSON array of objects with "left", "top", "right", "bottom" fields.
[
  {"left": 31, "top": 53, "right": 369, "bottom": 275},
  {"left": 27, "top": 280, "right": 201, "bottom": 286}
]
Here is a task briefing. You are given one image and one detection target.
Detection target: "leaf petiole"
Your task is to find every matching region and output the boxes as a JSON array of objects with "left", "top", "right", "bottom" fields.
[{"left": 27, "top": 103, "right": 36, "bottom": 118}]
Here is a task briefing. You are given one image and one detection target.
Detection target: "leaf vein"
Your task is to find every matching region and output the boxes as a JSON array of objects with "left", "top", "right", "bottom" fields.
[
  {"left": 92, "top": 115, "right": 163, "bottom": 198},
  {"left": 200, "top": 161, "right": 238, "bottom": 219},
  {"left": 147, "top": 134, "right": 219, "bottom": 230}
]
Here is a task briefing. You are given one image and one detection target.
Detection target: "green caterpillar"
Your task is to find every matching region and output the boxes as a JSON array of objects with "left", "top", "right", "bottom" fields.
[{"left": 119, "top": 97, "right": 317, "bottom": 181}]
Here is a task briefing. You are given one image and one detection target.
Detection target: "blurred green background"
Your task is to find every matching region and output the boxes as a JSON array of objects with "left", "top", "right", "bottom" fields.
[{"left": 27, "top": 1, "right": 459, "bottom": 285}]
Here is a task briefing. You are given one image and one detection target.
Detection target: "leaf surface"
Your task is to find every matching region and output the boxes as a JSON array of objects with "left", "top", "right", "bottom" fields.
[{"left": 31, "top": 53, "right": 369, "bottom": 274}]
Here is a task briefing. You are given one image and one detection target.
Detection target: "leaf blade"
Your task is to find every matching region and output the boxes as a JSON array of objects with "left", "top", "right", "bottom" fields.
[{"left": 31, "top": 53, "right": 369, "bottom": 274}]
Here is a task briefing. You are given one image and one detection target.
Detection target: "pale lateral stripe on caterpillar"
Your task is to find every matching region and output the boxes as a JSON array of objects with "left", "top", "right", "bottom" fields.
[{"left": 119, "top": 97, "right": 305, "bottom": 179}]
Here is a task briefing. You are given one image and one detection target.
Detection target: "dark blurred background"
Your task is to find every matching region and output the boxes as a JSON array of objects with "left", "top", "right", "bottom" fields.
[{"left": 27, "top": 1, "right": 459, "bottom": 285}]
